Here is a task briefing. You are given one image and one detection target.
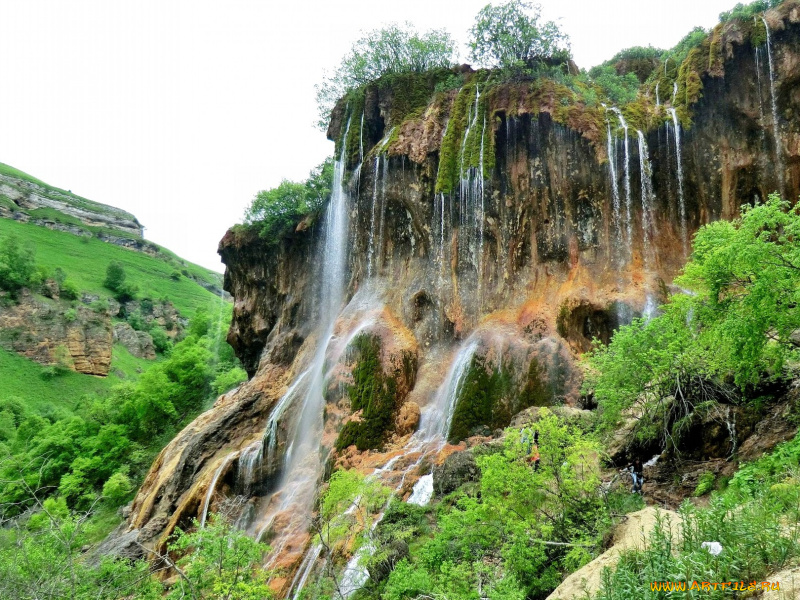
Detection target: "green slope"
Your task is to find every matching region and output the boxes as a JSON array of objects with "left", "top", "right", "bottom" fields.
[{"left": 0, "top": 217, "right": 220, "bottom": 318}]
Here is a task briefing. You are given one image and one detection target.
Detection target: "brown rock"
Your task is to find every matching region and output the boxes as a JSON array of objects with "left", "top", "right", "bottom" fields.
[{"left": 394, "top": 401, "right": 420, "bottom": 436}]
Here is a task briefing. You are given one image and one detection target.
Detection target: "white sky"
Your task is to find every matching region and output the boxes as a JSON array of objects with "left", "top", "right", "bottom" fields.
[{"left": 1, "top": 0, "right": 739, "bottom": 271}]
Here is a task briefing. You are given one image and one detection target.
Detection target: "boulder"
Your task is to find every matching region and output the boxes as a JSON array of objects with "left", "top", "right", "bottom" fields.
[
  {"left": 433, "top": 450, "right": 479, "bottom": 497},
  {"left": 394, "top": 401, "right": 420, "bottom": 436},
  {"left": 113, "top": 322, "right": 156, "bottom": 359}
]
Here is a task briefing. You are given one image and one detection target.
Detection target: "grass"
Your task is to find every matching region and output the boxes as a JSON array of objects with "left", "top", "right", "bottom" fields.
[
  {"left": 0, "top": 346, "right": 150, "bottom": 416},
  {"left": 0, "top": 217, "right": 220, "bottom": 317}
]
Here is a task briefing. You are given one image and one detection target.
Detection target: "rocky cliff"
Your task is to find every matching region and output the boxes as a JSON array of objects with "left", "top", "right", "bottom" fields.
[
  {"left": 119, "top": 3, "right": 800, "bottom": 594},
  {"left": 0, "top": 171, "right": 144, "bottom": 239}
]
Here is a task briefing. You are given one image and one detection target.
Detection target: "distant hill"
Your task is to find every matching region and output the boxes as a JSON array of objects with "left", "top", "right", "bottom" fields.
[{"left": 0, "top": 161, "right": 230, "bottom": 408}]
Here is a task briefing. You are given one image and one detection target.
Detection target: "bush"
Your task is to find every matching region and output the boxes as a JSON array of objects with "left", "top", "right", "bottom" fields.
[
  {"left": 468, "top": 0, "right": 570, "bottom": 69},
  {"left": 63, "top": 308, "right": 77, "bottom": 323},
  {"left": 0, "top": 235, "right": 37, "bottom": 297},
  {"left": 102, "top": 470, "right": 133, "bottom": 507},
  {"left": 315, "top": 23, "right": 456, "bottom": 128},
  {"left": 244, "top": 159, "right": 334, "bottom": 241},
  {"left": 103, "top": 261, "right": 126, "bottom": 292},
  {"left": 150, "top": 326, "right": 172, "bottom": 354},
  {"left": 59, "top": 280, "right": 79, "bottom": 300},
  {"left": 212, "top": 367, "right": 247, "bottom": 395}
]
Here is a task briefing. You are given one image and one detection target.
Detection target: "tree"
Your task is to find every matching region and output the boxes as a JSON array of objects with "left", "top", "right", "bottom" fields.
[
  {"left": 103, "top": 261, "right": 126, "bottom": 292},
  {"left": 245, "top": 159, "right": 335, "bottom": 240},
  {"left": 468, "top": 0, "right": 570, "bottom": 69},
  {"left": 0, "top": 235, "right": 37, "bottom": 297},
  {"left": 315, "top": 23, "right": 457, "bottom": 129},
  {"left": 166, "top": 515, "right": 272, "bottom": 600}
]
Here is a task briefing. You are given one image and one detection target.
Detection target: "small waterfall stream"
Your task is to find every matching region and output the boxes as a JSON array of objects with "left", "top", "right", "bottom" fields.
[
  {"left": 762, "top": 16, "right": 785, "bottom": 194},
  {"left": 668, "top": 109, "right": 688, "bottom": 256},
  {"left": 610, "top": 108, "right": 632, "bottom": 251},
  {"left": 604, "top": 107, "right": 622, "bottom": 264}
]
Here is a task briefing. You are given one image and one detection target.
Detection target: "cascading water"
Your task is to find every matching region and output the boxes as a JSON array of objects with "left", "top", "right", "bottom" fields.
[
  {"left": 655, "top": 82, "right": 660, "bottom": 107},
  {"left": 668, "top": 108, "right": 688, "bottom": 255},
  {"left": 407, "top": 474, "right": 434, "bottom": 506},
  {"left": 672, "top": 82, "right": 678, "bottom": 104},
  {"left": 252, "top": 115, "right": 353, "bottom": 568},
  {"left": 417, "top": 339, "right": 480, "bottom": 442},
  {"left": 200, "top": 452, "right": 239, "bottom": 528},
  {"left": 637, "top": 130, "right": 658, "bottom": 319},
  {"left": 761, "top": 17, "right": 786, "bottom": 194},
  {"left": 237, "top": 440, "right": 263, "bottom": 497},
  {"left": 610, "top": 108, "right": 632, "bottom": 252},
  {"left": 637, "top": 130, "right": 656, "bottom": 250},
  {"left": 604, "top": 107, "right": 622, "bottom": 264},
  {"left": 366, "top": 131, "right": 394, "bottom": 278},
  {"left": 367, "top": 156, "right": 381, "bottom": 278}
]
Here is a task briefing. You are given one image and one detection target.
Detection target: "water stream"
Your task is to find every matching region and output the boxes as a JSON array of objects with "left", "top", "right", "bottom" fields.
[
  {"left": 762, "top": 16, "right": 786, "bottom": 194},
  {"left": 668, "top": 109, "right": 688, "bottom": 255}
]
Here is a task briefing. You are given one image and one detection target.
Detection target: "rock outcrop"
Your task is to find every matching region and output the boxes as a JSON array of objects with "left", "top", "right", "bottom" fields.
[
  {"left": 0, "top": 289, "right": 112, "bottom": 375},
  {"left": 120, "top": 2, "right": 800, "bottom": 585},
  {"left": 0, "top": 172, "right": 143, "bottom": 238}
]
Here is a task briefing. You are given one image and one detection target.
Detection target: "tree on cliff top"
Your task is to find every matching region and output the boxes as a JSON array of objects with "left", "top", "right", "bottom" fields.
[
  {"left": 315, "top": 23, "right": 457, "bottom": 129},
  {"left": 468, "top": 0, "right": 570, "bottom": 69}
]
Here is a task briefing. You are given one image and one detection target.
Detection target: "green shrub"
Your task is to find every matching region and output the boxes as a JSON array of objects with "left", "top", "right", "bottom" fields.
[
  {"left": 102, "top": 470, "right": 133, "bottom": 507},
  {"left": 59, "top": 280, "right": 79, "bottom": 300},
  {"left": 694, "top": 471, "right": 715, "bottom": 496},
  {"left": 0, "top": 235, "right": 37, "bottom": 297},
  {"left": 63, "top": 308, "right": 77, "bottom": 323},
  {"left": 150, "top": 326, "right": 171, "bottom": 354}
]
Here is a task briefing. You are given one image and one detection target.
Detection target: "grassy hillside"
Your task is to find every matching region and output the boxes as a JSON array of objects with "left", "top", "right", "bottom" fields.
[
  {"left": 0, "top": 217, "right": 220, "bottom": 317},
  {"left": 0, "top": 345, "right": 152, "bottom": 416}
]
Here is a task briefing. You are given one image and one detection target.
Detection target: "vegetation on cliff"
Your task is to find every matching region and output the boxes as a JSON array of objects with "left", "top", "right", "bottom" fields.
[{"left": 586, "top": 194, "right": 800, "bottom": 448}]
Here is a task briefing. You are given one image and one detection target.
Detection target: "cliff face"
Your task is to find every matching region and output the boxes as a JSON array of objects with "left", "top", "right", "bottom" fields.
[
  {"left": 0, "top": 172, "right": 144, "bottom": 238},
  {"left": 122, "top": 3, "right": 800, "bottom": 591}
]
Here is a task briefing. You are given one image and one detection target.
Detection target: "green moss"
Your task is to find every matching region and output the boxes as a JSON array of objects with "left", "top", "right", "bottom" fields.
[
  {"left": 435, "top": 73, "right": 497, "bottom": 193},
  {"left": 335, "top": 334, "right": 399, "bottom": 452},
  {"left": 379, "top": 68, "right": 452, "bottom": 126},
  {"left": 520, "top": 357, "right": 551, "bottom": 408},
  {"left": 448, "top": 355, "right": 514, "bottom": 444}
]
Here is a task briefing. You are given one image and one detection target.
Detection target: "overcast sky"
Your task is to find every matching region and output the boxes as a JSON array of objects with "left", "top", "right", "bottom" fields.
[{"left": 1, "top": 0, "right": 740, "bottom": 271}]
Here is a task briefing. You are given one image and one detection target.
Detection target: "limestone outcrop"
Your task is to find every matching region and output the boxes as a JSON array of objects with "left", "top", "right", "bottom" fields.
[{"left": 120, "top": 3, "right": 800, "bottom": 583}]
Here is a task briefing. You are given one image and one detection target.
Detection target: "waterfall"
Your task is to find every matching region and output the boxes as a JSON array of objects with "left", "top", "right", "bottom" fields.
[
  {"left": 726, "top": 406, "right": 737, "bottom": 457},
  {"left": 288, "top": 544, "right": 323, "bottom": 600},
  {"left": 637, "top": 131, "right": 659, "bottom": 320},
  {"left": 417, "top": 339, "right": 480, "bottom": 442},
  {"left": 407, "top": 474, "right": 434, "bottom": 506},
  {"left": 237, "top": 440, "right": 263, "bottom": 497},
  {"left": 637, "top": 130, "right": 657, "bottom": 270},
  {"left": 604, "top": 109, "right": 622, "bottom": 263},
  {"left": 668, "top": 108, "right": 688, "bottom": 255},
  {"left": 200, "top": 452, "right": 239, "bottom": 528},
  {"left": 358, "top": 113, "right": 364, "bottom": 165},
  {"left": 762, "top": 17, "right": 785, "bottom": 194},
  {"left": 610, "top": 108, "right": 632, "bottom": 251},
  {"left": 367, "top": 156, "right": 381, "bottom": 278},
  {"left": 366, "top": 132, "right": 393, "bottom": 278},
  {"left": 377, "top": 153, "right": 389, "bottom": 273},
  {"left": 253, "top": 116, "right": 353, "bottom": 565},
  {"left": 655, "top": 82, "right": 660, "bottom": 107},
  {"left": 672, "top": 81, "right": 678, "bottom": 104}
]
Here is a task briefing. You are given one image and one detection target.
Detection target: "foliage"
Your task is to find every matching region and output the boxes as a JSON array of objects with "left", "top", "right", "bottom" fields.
[
  {"left": 586, "top": 195, "right": 800, "bottom": 447},
  {"left": 595, "top": 442, "right": 800, "bottom": 600},
  {"left": 382, "top": 411, "right": 609, "bottom": 599},
  {"left": 166, "top": 515, "right": 273, "bottom": 600},
  {"left": 0, "top": 235, "right": 38, "bottom": 298},
  {"left": 104, "top": 260, "right": 138, "bottom": 302},
  {"left": 467, "top": 0, "right": 570, "bottom": 69},
  {"left": 315, "top": 23, "right": 456, "bottom": 129},
  {"left": 212, "top": 366, "right": 247, "bottom": 395},
  {"left": 693, "top": 471, "right": 715, "bottom": 497},
  {"left": 0, "top": 491, "right": 161, "bottom": 600},
  {"left": 586, "top": 66, "right": 641, "bottom": 105},
  {"left": 0, "top": 313, "right": 219, "bottom": 514},
  {"left": 245, "top": 159, "right": 334, "bottom": 242},
  {"left": 150, "top": 326, "right": 172, "bottom": 354},
  {"left": 719, "top": 0, "right": 781, "bottom": 23}
]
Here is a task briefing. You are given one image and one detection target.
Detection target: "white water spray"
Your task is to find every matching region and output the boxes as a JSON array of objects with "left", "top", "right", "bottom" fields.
[
  {"left": 762, "top": 17, "right": 786, "bottom": 194},
  {"left": 668, "top": 108, "right": 688, "bottom": 255}
]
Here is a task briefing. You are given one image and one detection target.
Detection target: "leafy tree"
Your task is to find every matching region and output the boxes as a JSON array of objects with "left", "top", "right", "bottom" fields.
[
  {"left": 315, "top": 23, "right": 456, "bottom": 128},
  {"left": 212, "top": 366, "right": 247, "bottom": 395},
  {"left": 103, "top": 261, "right": 126, "bottom": 292},
  {"left": 467, "top": 0, "right": 570, "bottom": 69},
  {"left": 587, "top": 194, "right": 800, "bottom": 447},
  {"left": 0, "top": 235, "right": 37, "bottom": 297},
  {"left": 166, "top": 515, "right": 273, "bottom": 600},
  {"left": 245, "top": 159, "right": 335, "bottom": 241}
]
